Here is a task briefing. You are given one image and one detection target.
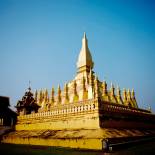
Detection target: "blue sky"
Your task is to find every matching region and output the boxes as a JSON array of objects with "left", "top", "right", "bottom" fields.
[{"left": 0, "top": 0, "right": 155, "bottom": 112}]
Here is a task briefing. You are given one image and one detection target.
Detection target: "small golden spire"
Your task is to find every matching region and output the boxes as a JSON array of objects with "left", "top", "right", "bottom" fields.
[
  {"left": 57, "top": 85, "right": 61, "bottom": 103},
  {"left": 58, "top": 84, "right": 61, "bottom": 91},
  {"left": 64, "top": 83, "right": 68, "bottom": 92},
  {"left": 94, "top": 75, "right": 99, "bottom": 98},
  {"left": 131, "top": 89, "right": 135, "bottom": 99},
  {"left": 109, "top": 83, "right": 117, "bottom": 103},
  {"left": 127, "top": 89, "right": 133, "bottom": 107},
  {"left": 42, "top": 89, "right": 45, "bottom": 101},
  {"left": 116, "top": 86, "right": 121, "bottom": 97},
  {"left": 110, "top": 82, "right": 115, "bottom": 96},
  {"left": 51, "top": 87, "right": 55, "bottom": 103},
  {"left": 116, "top": 86, "right": 123, "bottom": 104},
  {"left": 102, "top": 81, "right": 110, "bottom": 102},
  {"left": 127, "top": 89, "right": 131, "bottom": 102},
  {"left": 102, "top": 81, "right": 108, "bottom": 95},
  {"left": 64, "top": 83, "right": 69, "bottom": 103},
  {"left": 45, "top": 89, "right": 49, "bottom": 102},
  {"left": 39, "top": 89, "right": 43, "bottom": 103},
  {"left": 123, "top": 88, "right": 127, "bottom": 102},
  {"left": 131, "top": 88, "right": 138, "bottom": 108},
  {"left": 73, "top": 80, "right": 79, "bottom": 102}
]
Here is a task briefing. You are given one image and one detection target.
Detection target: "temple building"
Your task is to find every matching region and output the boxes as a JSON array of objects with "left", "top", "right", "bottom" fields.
[
  {"left": 2, "top": 33, "right": 155, "bottom": 150},
  {"left": 16, "top": 87, "right": 40, "bottom": 115},
  {"left": 0, "top": 96, "right": 17, "bottom": 127}
]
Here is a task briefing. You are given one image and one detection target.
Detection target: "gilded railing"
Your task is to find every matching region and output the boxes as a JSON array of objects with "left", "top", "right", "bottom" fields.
[{"left": 18, "top": 99, "right": 98, "bottom": 120}]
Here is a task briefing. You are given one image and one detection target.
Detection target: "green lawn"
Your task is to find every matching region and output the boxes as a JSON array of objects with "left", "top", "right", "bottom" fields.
[
  {"left": 1, "top": 141, "right": 155, "bottom": 155},
  {"left": 0, "top": 143, "right": 102, "bottom": 155}
]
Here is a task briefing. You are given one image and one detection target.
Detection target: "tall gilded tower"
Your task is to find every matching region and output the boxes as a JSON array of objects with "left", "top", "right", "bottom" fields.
[{"left": 76, "top": 32, "right": 94, "bottom": 79}]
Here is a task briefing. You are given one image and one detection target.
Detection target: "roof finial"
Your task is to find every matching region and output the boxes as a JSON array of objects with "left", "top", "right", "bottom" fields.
[
  {"left": 28, "top": 80, "right": 31, "bottom": 91},
  {"left": 84, "top": 32, "right": 86, "bottom": 39}
]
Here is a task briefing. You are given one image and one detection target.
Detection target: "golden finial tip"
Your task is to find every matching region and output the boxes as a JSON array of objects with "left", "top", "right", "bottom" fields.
[{"left": 84, "top": 32, "right": 86, "bottom": 38}]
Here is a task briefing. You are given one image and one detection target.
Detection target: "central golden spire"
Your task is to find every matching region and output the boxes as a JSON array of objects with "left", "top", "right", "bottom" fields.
[{"left": 76, "top": 32, "right": 94, "bottom": 74}]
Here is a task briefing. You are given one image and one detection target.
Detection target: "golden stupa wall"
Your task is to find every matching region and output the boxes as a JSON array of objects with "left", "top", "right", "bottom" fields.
[
  {"left": 16, "top": 73, "right": 138, "bottom": 131},
  {"left": 16, "top": 98, "right": 100, "bottom": 130},
  {"left": 3, "top": 136, "right": 103, "bottom": 150}
]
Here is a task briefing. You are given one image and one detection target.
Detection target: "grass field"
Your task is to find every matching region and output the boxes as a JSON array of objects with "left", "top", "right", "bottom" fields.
[
  {"left": 0, "top": 143, "right": 103, "bottom": 155},
  {"left": 0, "top": 141, "right": 155, "bottom": 155}
]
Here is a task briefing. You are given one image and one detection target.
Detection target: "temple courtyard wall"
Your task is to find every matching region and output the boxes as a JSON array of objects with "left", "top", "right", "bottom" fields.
[
  {"left": 2, "top": 99, "right": 155, "bottom": 150},
  {"left": 15, "top": 99, "right": 99, "bottom": 130},
  {"left": 3, "top": 128, "right": 155, "bottom": 150},
  {"left": 2, "top": 136, "right": 102, "bottom": 150},
  {"left": 15, "top": 111, "right": 99, "bottom": 130}
]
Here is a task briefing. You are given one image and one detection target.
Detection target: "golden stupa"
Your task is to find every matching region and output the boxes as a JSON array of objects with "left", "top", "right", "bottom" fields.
[{"left": 2, "top": 33, "right": 155, "bottom": 150}]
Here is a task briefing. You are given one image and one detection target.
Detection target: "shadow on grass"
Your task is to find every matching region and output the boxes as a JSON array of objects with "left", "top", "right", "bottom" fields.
[
  {"left": 1, "top": 141, "right": 155, "bottom": 155},
  {"left": 0, "top": 143, "right": 103, "bottom": 155}
]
